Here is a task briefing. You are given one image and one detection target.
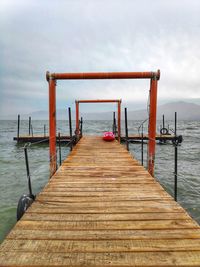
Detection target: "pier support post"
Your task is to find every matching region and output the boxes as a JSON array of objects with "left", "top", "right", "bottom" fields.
[
  {"left": 17, "top": 114, "right": 20, "bottom": 143},
  {"left": 68, "top": 107, "right": 73, "bottom": 151},
  {"left": 44, "top": 124, "right": 46, "bottom": 137},
  {"left": 80, "top": 117, "right": 83, "bottom": 137},
  {"left": 124, "top": 107, "right": 129, "bottom": 151},
  {"left": 28, "top": 117, "right": 31, "bottom": 136},
  {"left": 75, "top": 101, "right": 79, "bottom": 136},
  {"left": 112, "top": 112, "right": 116, "bottom": 135},
  {"left": 174, "top": 112, "right": 178, "bottom": 201},
  {"left": 148, "top": 75, "right": 158, "bottom": 176},
  {"left": 48, "top": 77, "right": 57, "bottom": 177},
  {"left": 58, "top": 132, "right": 61, "bottom": 166},
  {"left": 117, "top": 100, "right": 121, "bottom": 142},
  {"left": 162, "top": 114, "right": 165, "bottom": 129},
  {"left": 68, "top": 107, "right": 72, "bottom": 138},
  {"left": 141, "top": 123, "right": 144, "bottom": 165}
]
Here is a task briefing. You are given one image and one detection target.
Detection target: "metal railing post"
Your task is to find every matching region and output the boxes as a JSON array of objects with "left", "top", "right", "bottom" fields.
[
  {"left": 31, "top": 124, "right": 33, "bottom": 137},
  {"left": 68, "top": 107, "right": 73, "bottom": 151},
  {"left": 24, "top": 145, "right": 33, "bottom": 197},
  {"left": 29, "top": 117, "right": 31, "bottom": 136},
  {"left": 174, "top": 112, "right": 178, "bottom": 201},
  {"left": 141, "top": 123, "right": 144, "bottom": 165},
  {"left": 162, "top": 114, "right": 165, "bottom": 129},
  {"left": 17, "top": 114, "right": 20, "bottom": 143},
  {"left": 58, "top": 132, "right": 61, "bottom": 166},
  {"left": 80, "top": 117, "right": 83, "bottom": 137},
  {"left": 44, "top": 124, "right": 46, "bottom": 137},
  {"left": 124, "top": 108, "right": 129, "bottom": 151}
]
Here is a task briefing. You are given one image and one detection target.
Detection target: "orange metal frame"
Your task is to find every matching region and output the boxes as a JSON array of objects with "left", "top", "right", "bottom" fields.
[
  {"left": 75, "top": 99, "right": 121, "bottom": 141},
  {"left": 46, "top": 70, "right": 160, "bottom": 177}
]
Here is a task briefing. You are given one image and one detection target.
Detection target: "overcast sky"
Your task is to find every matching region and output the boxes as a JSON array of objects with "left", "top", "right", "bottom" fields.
[{"left": 1, "top": 0, "right": 200, "bottom": 117}]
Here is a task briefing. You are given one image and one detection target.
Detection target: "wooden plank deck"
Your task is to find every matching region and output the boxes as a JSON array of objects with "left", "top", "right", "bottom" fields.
[{"left": 1, "top": 135, "right": 200, "bottom": 266}]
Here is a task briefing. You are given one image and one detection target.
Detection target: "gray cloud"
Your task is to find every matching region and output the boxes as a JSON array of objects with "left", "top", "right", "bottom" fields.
[{"left": 1, "top": 0, "right": 200, "bottom": 117}]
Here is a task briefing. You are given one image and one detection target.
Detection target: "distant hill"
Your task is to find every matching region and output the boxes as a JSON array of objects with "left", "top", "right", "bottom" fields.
[
  {"left": 125, "top": 101, "right": 200, "bottom": 121},
  {"left": 2, "top": 101, "right": 200, "bottom": 121},
  {"left": 157, "top": 101, "right": 200, "bottom": 120}
]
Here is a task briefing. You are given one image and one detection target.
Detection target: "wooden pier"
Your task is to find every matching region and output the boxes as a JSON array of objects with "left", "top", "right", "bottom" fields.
[
  {"left": 122, "top": 134, "right": 175, "bottom": 143},
  {"left": 1, "top": 136, "right": 200, "bottom": 265},
  {"left": 14, "top": 134, "right": 175, "bottom": 143},
  {"left": 13, "top": 135, "right": 71, "bottom": 143}
]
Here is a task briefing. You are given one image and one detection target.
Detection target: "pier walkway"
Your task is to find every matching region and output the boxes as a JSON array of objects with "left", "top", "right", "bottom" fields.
[{"left": 1, "top": 136, "right": 200, "bottom": 266}]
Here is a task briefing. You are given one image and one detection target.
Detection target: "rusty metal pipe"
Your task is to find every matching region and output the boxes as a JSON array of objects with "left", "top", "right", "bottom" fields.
[
  {"left": 49, "top": 78, "right": 57, "bottom": 177},
  {"left": 117, "top": 101, "right": 121, "bottom": 142},
  {"left": 46, "top": 71, "right": 160, "bottom": 81},
  {"left": 77, "top": 99, "right": 121, "bottom": 103},
  {"left": 148, "top": 76, "right": 158, "bottom": 177}
]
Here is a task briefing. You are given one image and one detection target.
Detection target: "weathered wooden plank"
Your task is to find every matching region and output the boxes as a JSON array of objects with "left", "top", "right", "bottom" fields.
[
  {"left": 66, "top": 155, "right": 134, "bottom": 158},
  {"left": 16, "top": 219, "right": 198, "bottom": 230},
  {"left": 63, "top": 162, "right": 141, "bottom": 166},
  {"left": 36, "top": 191, "right": 172, "bottom": 199},
  {"left": 54, "top": 171, "right": 151, "bottom": 177},
  {"left": 34, "top": 199, "right": 177, "bottom": 208},
  {"left": 50, "top": 179, "right": 155, "bottom": 184},
  {"left": 7, "top": 229, "right": 200, "bottom": 241},
  {"left": 22, "top": 212, "right": 190, "bottom": 221},
  {"left": 26, "top": 204, "right": 183, "bottom": 214},
  {"left": 2, "top": 239, "right": 200, "bottom": 253},
  {"left": 59, "top": 166, "right": 147, "bottom": 170},
  {"left": 45, "top": 182, "right": 164, "bottom": 188},
  {"left": 2, "top": 251, "right": 200, "bottom": 266},
  {"left": 52, "top": 176, "right": 153, "bottom": 182},
  {"left": 43, "top": 187, "right": 167, "bottom": 193},
  {"left": 45, "top": 183, "right": 163, "bottom": 189},
  {"left": 36, "top": 193, "right": 171, "bottom": 201}
]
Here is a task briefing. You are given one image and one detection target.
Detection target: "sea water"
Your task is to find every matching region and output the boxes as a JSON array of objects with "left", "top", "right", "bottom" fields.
[{"left": 0, "top": 119, "right": 199, "bottom": 242}]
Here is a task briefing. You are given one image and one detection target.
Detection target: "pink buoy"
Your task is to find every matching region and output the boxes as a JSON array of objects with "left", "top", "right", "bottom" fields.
[{"left": 103, "top": 132, "right": 115, "bottom": 141}]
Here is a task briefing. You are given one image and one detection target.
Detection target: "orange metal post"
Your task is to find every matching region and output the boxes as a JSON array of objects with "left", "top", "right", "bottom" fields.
[
  {"left": 75, "top": 101, "right": 79, "bottom": 135},
  {"left": 148, "top": 76, "right": 158, "bottom": 176},
  {"left": 117, "top": 101, "right": 121, "bottom": 142},
  {"left": 48, "top": 78, "right": 57, "bottom": 177}
]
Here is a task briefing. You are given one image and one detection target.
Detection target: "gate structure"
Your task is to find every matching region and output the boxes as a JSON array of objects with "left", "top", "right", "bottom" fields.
[
  {"left": 46, "top": 70, "right": 160, "bottom": 177},
  {"left": 75, "top": 99, "right": 121, "bottom": 141}
]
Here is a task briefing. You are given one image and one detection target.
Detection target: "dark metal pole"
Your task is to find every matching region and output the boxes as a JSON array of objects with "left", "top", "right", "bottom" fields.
[
  {"left": 174, "top": 111, "right": 178, "bottom": 201},
  {"left": 162, "top": 114, "right": 165, "bottom": 129},
  {"left": 68, "top": 107, "right": 72, "bottom": 138},
  {"left": 17, "top": 114, "right": 20, "bottom": 143},
  {"left": 44, "top": 124, "right": 46, "bottom": 137},
  {"left": 24, "top": 145, "right": 33, "bottom": 197},
  {"left": 112, "top": 112, "right": 115, "bottom": 134},
  {"left": 68, "top": 107, "right": 73, "bottom": 151},
  {"left": 114, "top": 114, "right": 117, "bottom": 135},
  {"left": 58, "top": 132, "right": 61, "bottom": 166},
  {"left": 80, "top": 117, "right": 83, "bottom": 137},
  {"left": 29, "top": 117, "right": 31, "bottom": 136},
  {"left": 141, "top": 123, "right": 144, "bottom": 165},
  {"left": 31, "top": 124, "right": 33, "bottom": 137},
  {"left": 175, "top": 112, "right": 177, "bottom": 135},
  {"left": 124, "top": 108, "right": 129, "bottom": 151}
]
